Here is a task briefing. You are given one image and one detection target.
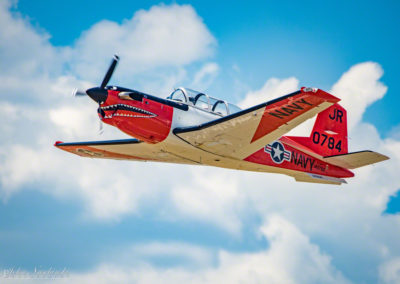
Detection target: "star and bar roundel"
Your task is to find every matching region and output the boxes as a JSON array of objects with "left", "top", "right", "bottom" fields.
[{"left": 264, "top": 141, "right": 291, "bottom": 164}]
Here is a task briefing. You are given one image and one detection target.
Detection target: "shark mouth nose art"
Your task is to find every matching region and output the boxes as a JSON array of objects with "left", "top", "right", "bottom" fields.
[{"left": 100, "top": 103, "right": 157, "bottom": 119}]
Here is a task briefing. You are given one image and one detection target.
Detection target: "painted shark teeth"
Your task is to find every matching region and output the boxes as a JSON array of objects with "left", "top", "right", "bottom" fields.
[{"left": 100, "top": 104, "right": 157, "bottom": 119}]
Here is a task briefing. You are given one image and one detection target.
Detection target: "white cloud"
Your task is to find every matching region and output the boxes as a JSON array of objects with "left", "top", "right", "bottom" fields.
[
  {"left": 166, "top": 62, "right": 400, "bottom": 282},
  {"left": 171, "top": 168, "right": 246, "bottom": 235},
  {"left": 238, "top": 77, "right": 299, "bottom": 109},
  {"left": 123, "top": 242, "right": 214, "bottom": 267},
  {"left": 1, "top": 1, "right": 400, "bottom": 283},
  {"left": 0, "top": 1, "right": 215, "bottom": 220},
  {"left": 82, "top": 216, "right": 349, "bottom": 283},
  {"left": 388, "top": 124, "right": 400, "bottom": 140},
  {"left": 0, "top": 137, "right": 187, "bottom": 219},
  {"left": 330, "top": 62, "right": 387, "bottom": 130},
  {"left": 191, "top": 62, "right": 219, "bottom": 89},
  {"left": 0, "top": 1, "right": 216, "bottom": 102},
  {"left": 237, "top": 63, "right": 387, "bottom": 136},
  {"left": 70, "top": 4, "right": 216, "bottom": 83},
  {"left": 49, "top": 104, "right": 99, "bottom": 139},
  {"left": 0, "top": 1, "right": 61, "bottom": 77},
  {"left": 379, "top": 258, "right": 400, "bottom": 284},
  {"left": 4, "top": 215, "right": 349, "bottom": 284}
]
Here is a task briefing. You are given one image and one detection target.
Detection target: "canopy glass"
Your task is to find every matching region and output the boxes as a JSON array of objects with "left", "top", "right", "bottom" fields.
[{"left": 168, "top": 87, "right": 241, "bottom": 116}]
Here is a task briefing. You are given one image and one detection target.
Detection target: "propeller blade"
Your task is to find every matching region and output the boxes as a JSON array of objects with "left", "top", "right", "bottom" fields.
[
  {"left": 98, "top": 120, "right": 104, "bottom": 135},
  {"left": 100, "top": 54, "right": 119, "bottom": 89},
  {"left": 72, "top": 88, "right": 87, "bottom": 97}
]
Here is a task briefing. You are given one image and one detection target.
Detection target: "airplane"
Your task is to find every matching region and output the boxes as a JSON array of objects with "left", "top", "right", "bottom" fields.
[{"left": 55, "top": 55, "right": 389, "bottom": 185}]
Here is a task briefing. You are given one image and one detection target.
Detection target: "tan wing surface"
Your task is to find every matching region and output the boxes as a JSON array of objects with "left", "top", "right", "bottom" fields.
[
  {"left": 54, "top": 139, "right": 198, "bottom": 165},
  {"left": 174, "top": 88, "right": 340, "bottom": 159},
  {"left": 322, "top": 151, "right": 389, "bottom": 169}
]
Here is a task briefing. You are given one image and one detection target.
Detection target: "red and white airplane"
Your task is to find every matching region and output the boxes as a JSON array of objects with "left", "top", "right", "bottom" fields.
[{"left": 55, "top": 56, "right": 389, "bottom": 185}]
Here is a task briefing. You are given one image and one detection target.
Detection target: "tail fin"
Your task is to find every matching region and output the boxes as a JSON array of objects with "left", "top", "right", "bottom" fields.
[
  {"left": 284, "top": 103, "right": 389, "bottom": 176},
  {"left": 288, "top": 103, "right": 348, "bottom": 156}
]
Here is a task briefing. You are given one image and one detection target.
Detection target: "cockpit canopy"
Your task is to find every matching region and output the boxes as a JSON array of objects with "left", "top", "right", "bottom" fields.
[{"left": 167, "top": 87, "right": 241, "bottom": 116}]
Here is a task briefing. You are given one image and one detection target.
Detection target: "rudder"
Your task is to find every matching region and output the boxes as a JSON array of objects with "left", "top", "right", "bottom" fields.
[{"left": 287, "top": 103, "right": 348, "bottom": 156}]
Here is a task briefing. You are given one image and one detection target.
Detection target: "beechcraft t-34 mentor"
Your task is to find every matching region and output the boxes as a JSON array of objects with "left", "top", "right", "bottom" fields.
[{"left": 55, "top": 55, "right": 389, "bottom": 185}]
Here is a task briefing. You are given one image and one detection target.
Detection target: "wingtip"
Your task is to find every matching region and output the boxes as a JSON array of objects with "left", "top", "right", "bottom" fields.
[
  {"left": 301, "top": 87, "right": 318, "bottom": 93},
  {"left": 54, "top": 141, "right": 63, "bottom": 147},
  {"left": 301, "top": 87, "right": 341, "bottom": 104}
]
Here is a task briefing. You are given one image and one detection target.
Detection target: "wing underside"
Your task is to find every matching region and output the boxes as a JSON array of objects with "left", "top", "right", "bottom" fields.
[
  {"left": 174, "top": 88, "right": 340, "bottom": 160},
  {"left": 54, "top": 139, "right": 198, "bottom": 165}
]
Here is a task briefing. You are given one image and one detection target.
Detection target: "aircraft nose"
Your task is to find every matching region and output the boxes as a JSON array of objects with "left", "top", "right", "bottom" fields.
[{"left": 86, "top": 87, "right": 108, "bottom": 104}]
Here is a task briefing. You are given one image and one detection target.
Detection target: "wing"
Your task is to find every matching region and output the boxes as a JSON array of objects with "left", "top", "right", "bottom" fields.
[
  {"left": 54, "top": 139, "right": 198, "bottom": 165},
  {"left": 174, "top": 88, "right": 340, "bottom": 159}
]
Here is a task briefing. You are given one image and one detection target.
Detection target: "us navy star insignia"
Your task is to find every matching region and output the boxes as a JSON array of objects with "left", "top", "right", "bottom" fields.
[{"left": 264, "top": 141, "right": 291, "bottom": 164}]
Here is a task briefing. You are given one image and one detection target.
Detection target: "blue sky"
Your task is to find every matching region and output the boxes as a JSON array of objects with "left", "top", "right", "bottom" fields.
[
  {"left": 1, "top": 1, "right": 400, "bottom": 283},
  {"left": 14, "top": 0, "right": 400, "bottom": 135}
]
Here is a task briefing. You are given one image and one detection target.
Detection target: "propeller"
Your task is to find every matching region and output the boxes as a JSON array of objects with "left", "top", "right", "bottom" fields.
[
  {"left": 72, "top": 88, "right": 87, "bottom": 97},
  {"left": 72, "top": 54, "right": 120, "bottom": 135},
  {"left": 73, "top": 54, "right": 120, "bottom": 103},
  {"left": 101, "top": 54, "right": 119, "bottom": 89},
  {"left": 99, "top": 120, "right": 104, "bottom": 135}
]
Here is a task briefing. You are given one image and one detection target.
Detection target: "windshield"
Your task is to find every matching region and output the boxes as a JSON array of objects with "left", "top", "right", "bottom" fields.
[{"left": 168, "top": 87, "right": 241, "bottom": 116}]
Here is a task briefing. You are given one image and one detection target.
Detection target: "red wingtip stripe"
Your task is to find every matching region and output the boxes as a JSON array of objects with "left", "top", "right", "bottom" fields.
[
  {"left": 251, "top": 89, "right": 340, "bottom": 143},
  {"left": 301, "top": 87, "right": 341, "bottom": 104}
]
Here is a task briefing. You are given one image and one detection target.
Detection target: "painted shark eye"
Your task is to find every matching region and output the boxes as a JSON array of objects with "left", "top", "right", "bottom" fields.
[
  {"left": 118, "top": 92, "right": 143, "bottom": 102},
  {"left": 118, "top": 92, "right": 134, "bottom": 100}
]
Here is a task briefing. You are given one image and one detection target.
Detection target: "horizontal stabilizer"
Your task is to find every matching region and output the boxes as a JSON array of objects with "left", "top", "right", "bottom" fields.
[
  {"left": 295, "top": 173, "right": 347, "bottom": 185},
  {"left": 323, "top": 151, "right": 389, "bottom": 169}
]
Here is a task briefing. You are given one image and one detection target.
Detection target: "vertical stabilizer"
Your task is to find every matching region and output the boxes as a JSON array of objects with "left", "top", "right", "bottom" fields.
[{"left": 287, "top": 103, "right": 348, "bottom": 157}]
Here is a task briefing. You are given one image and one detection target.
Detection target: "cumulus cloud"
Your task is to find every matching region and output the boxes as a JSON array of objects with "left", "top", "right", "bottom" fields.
[
  {"left": 237, "top": 62, "right": 389, "bottom": 136},
  {"left": 117, "top": 242, "right": 214, "bottom": 268},
  {"left": 82, "top": 216, "right": 349, "bottom": 283},
  {"left": 70, "top": 4, "right": 216, "bottom": 83},
  {"left": 388, "top": 124, "right": 400, "bottom": 140},
  {"left": 238, "top": 77, "right": 299, "bottom": 109},
  {"left": 330, "top": 62, "right": 387, "bottom": 130},
  {"left": 0, "top": 1, "right": 215, "bottom": 219},
  {"left": 379, "top": 258, "right": 400, "bottom": 284},
  {"left": 4, "top": 216, "right": 349, "bottom": 284},
  {"left": 171, "top": 168, "right": 245, "bottom": 235},
  {"left": 0, "top": 0, "right": 61, "bottom": 78},
  {"left": 191, "top": 62, "right": 219, "bottom": 89},
  {"left": 165, "top": 63, "right": 400, "bottom": 282},
  {"left": 1, "top": 1, "right": 400, "bottom": 283},
  {"left": 0, "top": 1, "right": 216, "bottom": 102}
]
